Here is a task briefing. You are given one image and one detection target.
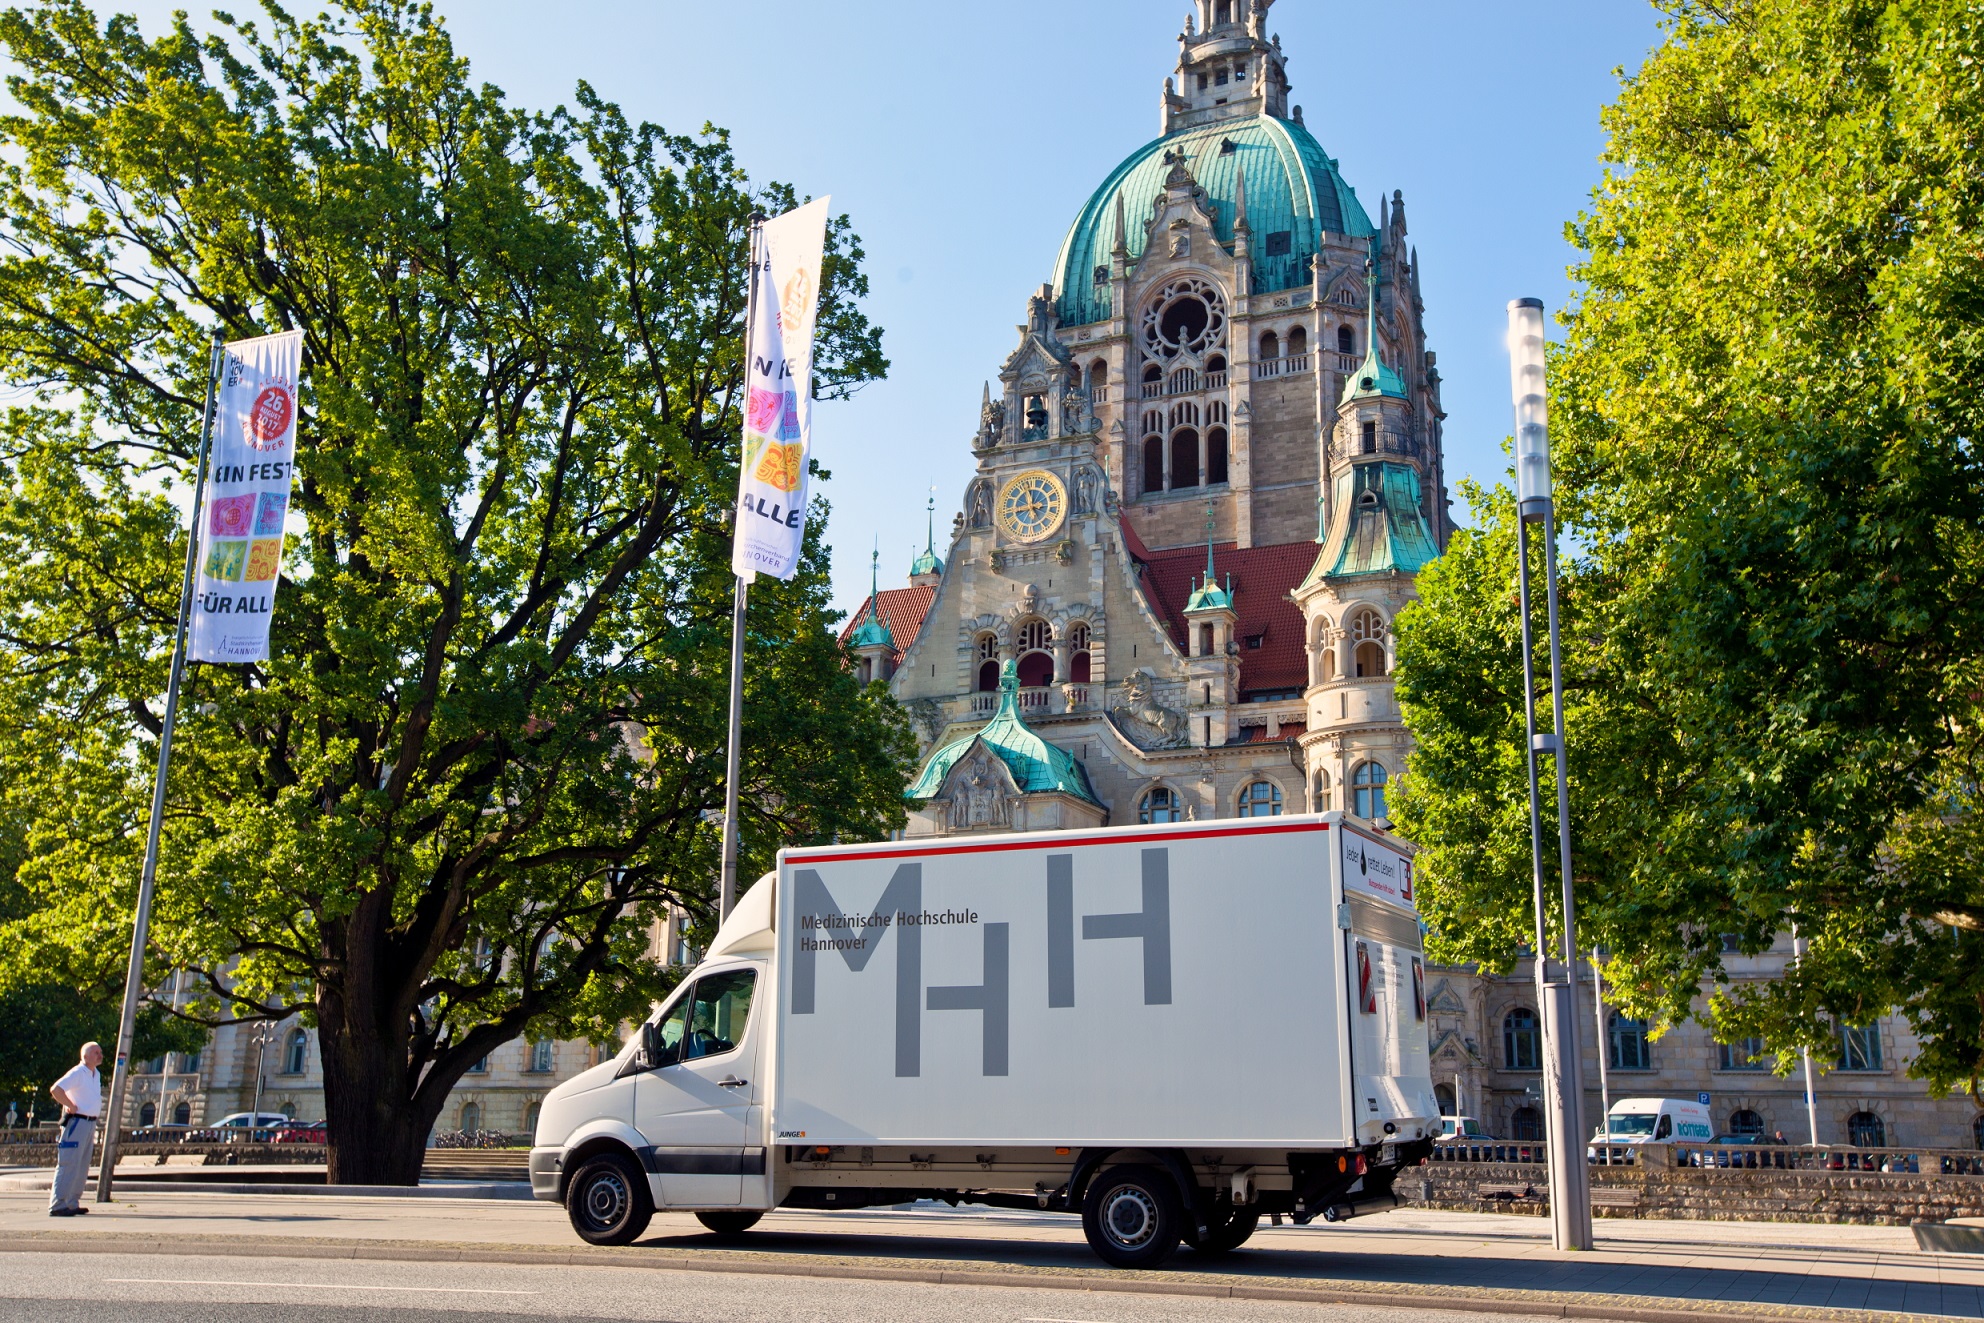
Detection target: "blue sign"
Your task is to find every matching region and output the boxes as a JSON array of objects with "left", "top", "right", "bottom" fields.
[{"left": 1697, "top": 1091, "right": 1711, "bottom": 1106}]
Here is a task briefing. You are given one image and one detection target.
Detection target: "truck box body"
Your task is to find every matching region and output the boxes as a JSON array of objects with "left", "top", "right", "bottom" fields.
[
  {"left": 774, "top": 815, "right": 1432, "bottom": 1148},
  {"left": 531, "top": 813, "right": 1440, "bottom": 1264}
]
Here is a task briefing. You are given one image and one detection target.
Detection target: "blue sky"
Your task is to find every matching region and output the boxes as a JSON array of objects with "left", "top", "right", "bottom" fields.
[{"left": 99, "top": 0, "right": 1667, "bottom": 619}]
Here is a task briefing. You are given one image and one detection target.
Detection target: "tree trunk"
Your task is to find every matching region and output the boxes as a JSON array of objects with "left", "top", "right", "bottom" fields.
[{"left": 319, "top": 1002, "right": 441, "bottom": 1186}]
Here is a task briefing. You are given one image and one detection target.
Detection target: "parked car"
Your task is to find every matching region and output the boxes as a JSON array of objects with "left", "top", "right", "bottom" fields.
[
  {"left": 272, "top": 1120, "right": 326, "bottom": 1144},
  {"left": 1438, "top": 1116, "right": 1494, "bottom": 1141},
  {"left": 212, "top": 1111, "right": 291, "bottom": 1140},
  {"left": 1701, "top": 1133, "right": 1765, "bottom": 1167}
]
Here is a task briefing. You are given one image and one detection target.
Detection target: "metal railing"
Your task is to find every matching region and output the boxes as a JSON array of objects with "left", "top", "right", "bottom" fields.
[{"left": 1435, "top": 1138, "right": 1984, "bottom": 1174}]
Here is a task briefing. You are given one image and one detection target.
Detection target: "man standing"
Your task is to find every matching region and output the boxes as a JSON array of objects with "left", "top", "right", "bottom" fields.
[{"left": 47, "top": 1042, "right": 102, "bottom": 1217}]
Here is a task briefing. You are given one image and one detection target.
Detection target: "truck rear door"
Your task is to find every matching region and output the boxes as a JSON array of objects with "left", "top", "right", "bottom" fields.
[{"left": 1341, "top": 825, "right": 1438, "bottom": 1144}]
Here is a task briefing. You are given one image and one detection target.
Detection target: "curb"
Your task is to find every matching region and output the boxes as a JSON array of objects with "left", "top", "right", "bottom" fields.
[
  {"left": 0, "top": 1231, "right": 1951, "bottom": 1323},
  {"left": 0, "top": 1177, "right": 533, "bottom": 1200}
]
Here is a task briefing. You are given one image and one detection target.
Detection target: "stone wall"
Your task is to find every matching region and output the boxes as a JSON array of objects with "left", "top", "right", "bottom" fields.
[{"left": 1405, "top": 1159, "right": 1984, "bottom": 1226}]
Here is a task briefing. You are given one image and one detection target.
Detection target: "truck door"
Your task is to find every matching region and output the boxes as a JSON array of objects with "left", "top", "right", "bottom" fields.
[{"left": 632, "top": 965, "right": 761, "bottom": 1207}]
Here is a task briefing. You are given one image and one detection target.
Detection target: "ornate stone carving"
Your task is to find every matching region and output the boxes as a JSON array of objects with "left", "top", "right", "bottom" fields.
[
  {"left": 968, "top": 480, "right": 991, "bottom": 529},
  {"left": 978, "top": 395, "right": 1006, "bottom": 447},
  {"left": 1111, "top": 669, "right": 1190, "bottom": 749},
  {"left": 1055, "top": 539, "right": 1076, "bottom": 566}
]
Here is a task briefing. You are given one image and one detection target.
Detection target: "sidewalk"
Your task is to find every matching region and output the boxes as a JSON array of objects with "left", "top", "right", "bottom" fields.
[{"left": 0, "top": 1186, "right": 1979, "bottom": 1322}]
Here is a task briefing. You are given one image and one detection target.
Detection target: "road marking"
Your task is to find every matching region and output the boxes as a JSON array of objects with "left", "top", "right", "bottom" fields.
[{"left": 103, "top": 1278, "right": 536, "bottom": 1295}]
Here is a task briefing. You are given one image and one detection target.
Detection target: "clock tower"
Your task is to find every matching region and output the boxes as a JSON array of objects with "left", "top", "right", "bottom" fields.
[{"left": 845, "top": 0, "right": 1447, "bottom": 838}]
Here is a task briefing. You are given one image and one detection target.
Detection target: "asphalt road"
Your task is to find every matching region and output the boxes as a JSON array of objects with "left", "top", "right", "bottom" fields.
[{"left": 0, "top": 1248, "right": 1558, "bottom": 1323}]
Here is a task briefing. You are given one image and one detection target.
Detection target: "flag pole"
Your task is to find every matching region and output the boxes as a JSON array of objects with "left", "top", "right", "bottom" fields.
[
  {"left": 98, "top": 333, "right": 224, "bottom": 1202},
  {"left": 719, "top": 217, "right": 766, "bottom": 923}
]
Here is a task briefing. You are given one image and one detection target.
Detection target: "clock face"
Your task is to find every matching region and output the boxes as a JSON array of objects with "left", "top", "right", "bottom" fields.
[{"left": 996, "top": 470, "right": 1067, "bottom": 544}]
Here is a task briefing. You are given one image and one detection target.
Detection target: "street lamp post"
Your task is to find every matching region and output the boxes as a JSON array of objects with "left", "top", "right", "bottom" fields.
[
  {"left": 1508, "top": 297, "right": 1594, "bottom": 1252},
  {"left": 248, "top": 1023, "right": 280, "bottom": 1137}
]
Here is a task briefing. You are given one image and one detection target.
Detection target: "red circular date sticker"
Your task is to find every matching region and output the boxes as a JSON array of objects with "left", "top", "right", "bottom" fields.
[{"left": 247, "top": 383, "right": 294, "bottom": 449}]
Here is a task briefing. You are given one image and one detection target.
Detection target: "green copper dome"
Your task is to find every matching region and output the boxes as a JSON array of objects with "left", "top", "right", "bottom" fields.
[
  {"left": 1306, "top": 462, "right": 1440, "bottom": 583},
  {"left": 906, "top": 661, "right": 1098, "bottom": 804},
  {"left": 909, "top": 546, "right": 944, "bottom": 578},
  {"left": 1053, "top": 113, "right": 1375, "bottom": 327},
  {"left": 849, "top": 609, "right": 893, "bottom": 651}
]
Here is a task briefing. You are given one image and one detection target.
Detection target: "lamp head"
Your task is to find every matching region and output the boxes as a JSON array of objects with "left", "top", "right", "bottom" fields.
[{"left": 1506, "top": 297, "right": 1551, "bottom": 520}]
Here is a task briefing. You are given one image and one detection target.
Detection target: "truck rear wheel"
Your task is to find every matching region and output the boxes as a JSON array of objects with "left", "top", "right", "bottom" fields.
[
  {"left": 566, "top": 1151, "right": 652, "bottom": 1246},
  {"left": 1081, "top": 1164, "right": 1182, "bottom": 1269},
  {"left": 1186, "top": 1207, "right": 1260, "bottom": 1254},
  {"left": 696, "top": 1210, "right": 764, "bottom": 1236}
]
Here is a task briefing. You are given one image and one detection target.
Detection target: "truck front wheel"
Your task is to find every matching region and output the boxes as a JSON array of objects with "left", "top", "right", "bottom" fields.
[
  {"left": 1082, "top": 1164, "right": 1182, "bottom": 1269},
  {"left": 566, "top": 1152, "right": 652, "bottom": 1246}
]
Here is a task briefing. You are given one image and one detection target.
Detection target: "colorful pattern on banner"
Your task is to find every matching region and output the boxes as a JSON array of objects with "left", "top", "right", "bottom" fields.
[
  {"left": 732, "top": 197, "right": 829, "bottom": 580},
  {"left": 187, "top": 330, "right": 305, "bottom": 663}
]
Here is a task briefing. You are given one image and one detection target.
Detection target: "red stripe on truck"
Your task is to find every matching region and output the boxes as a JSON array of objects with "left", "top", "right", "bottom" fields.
[{"left": 786, "top": 819, "right": 1331, "bottom": 866}]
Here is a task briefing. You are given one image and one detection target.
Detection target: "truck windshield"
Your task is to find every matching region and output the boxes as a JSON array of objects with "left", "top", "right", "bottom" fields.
[{"left": 1608, "top": 1114, "right": 1658, "bottom": 1137}]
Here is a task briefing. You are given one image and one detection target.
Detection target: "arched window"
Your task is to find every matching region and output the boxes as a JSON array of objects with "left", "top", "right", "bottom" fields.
[
  {"left": 1215, "top": 0, "right": 1232, "bottom": 25},
  {"left": 1259, "top": 330, "right": 1280, "bottom": 360},
  {"left": 1511, "top": 1106, "right": 1544, "bottom": 1141},
  {"left": 1503, "top": 1008, "right": 1540, "bottom": 1071},
  {"left": 1017, "top": 619, "right": 1053, "bottom": 687},
  {"left": 526, "top": 1101, "right": 542, "bottom": 1136},
  {"left": 1728, "top": 1109, "right": 1765, "bottom": 1137},
  {"left": 1067, "top": 621, "right": 1091, "bottom": 684},
  {"left": 1349, "top": 607, "right": 1387, "bottom": 677},
  {"left": 976, "top": 633, "right": 999, "bottom": 692},
  {"left": 1352, "top": 761, "right": 1389, "bottom": 819},
  {"left": 1198, "top": 622, "right": 1215, "bottom": 657},
  {"left": 1143, "top": 410, "right": 1163, "bottom": 437},
  {"left": 1287, "top": 325, "right": 1307, "bottom": 357},
  {"left": 282, "top": 1028, "right": 307, "bottom": 1076},
  {"left": 529, "top": 1038, "right": 554, "bottom": 1073},
  {"left": 1237, "top": 781, "right": 1283, "bottom": 817},
  {"left": 172, "top": 1101, "right": 191, "bottom": 1126},
  {"left": 1142, "top": 436, "right": 1164, "bottom": 496},
  {"left": 1206, "top": 353, "right": 1227, "bottom": 375},
  {"left": 1337, "top": 324, "right": 1354, "bottom": 355},
  {"left": 1206, "top": 427, "right": 1229, "bottom": 484},
  {"left": 1170, "top": 429, "right": 1200, "bottom": 489},
  {"left": 1142, "top": 363, "right": 1162, "bottom": 386},
  {"left": 1313, "top": 768, "right": 1332, "bottom": 811},
  {"left": 1608, "top": 1011, "right": 1651, "bottom": 1071},
  {"left": 1087, "top": 359, "right": 1107, "bottom": 391},
  {"left": 1435, "top": 1083, "right": 1456, "bottom": 1117},
  {"left": 139, "top": 1102, "right": 156, "bottom": 1127},
  {"left": 1168, "top": 400, "right": 1200, "bottom": 429},
  {"left": 1847, "top": 1111, "right": 1885, "bottom": 1147},
  {"left": 460, "top": 1101, "right": 481, "bottom": 1134},
  {"left": 1139, "top": 786, "right": 1181, "bottom": 824}
]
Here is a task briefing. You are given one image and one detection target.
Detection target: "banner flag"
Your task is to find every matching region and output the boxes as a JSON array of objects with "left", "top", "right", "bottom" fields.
[
  {"left": 732, "top": 197, "right": 830, "bottom": 580},
  {"left": 187, "top": 330, "right": 306, "bottom": 663}
]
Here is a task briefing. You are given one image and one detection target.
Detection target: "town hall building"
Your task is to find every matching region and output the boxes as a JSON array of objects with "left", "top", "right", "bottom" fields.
[{"left": 843, "top": 0, "right": 1984, "bottom": 1153}]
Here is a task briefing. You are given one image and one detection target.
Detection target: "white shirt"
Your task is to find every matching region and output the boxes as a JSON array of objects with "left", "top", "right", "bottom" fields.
[{"left": 53, "top": 1063, "right": 101, "bottom": 1117}]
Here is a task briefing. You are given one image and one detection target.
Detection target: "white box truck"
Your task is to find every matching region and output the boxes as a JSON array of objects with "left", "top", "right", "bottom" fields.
[{"left": 529, "top": 813, "right": 1439, "bottom": 1267}]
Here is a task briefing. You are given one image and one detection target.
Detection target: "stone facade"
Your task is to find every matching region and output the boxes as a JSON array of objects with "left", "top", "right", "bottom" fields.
[{"left": 1430, "top": 943, "right": 1984, "bottom": 1152}]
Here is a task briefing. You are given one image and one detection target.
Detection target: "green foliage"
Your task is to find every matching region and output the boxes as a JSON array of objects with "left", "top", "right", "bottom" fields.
[
  {"left": 0, "top": 0, "right": 911, "bottom": 1175},
  {"left": 1396, "top": 0, "right": 1984, "bottom": 1092}
]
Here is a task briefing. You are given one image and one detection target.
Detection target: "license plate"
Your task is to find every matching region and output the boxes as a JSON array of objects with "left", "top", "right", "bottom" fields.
[{"left": 1379, "top": 1143, "right": 1398, "bottom": 1166}]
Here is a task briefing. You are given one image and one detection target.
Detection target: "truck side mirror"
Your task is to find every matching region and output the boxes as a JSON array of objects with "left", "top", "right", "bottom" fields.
[{"left": 640, "top": 1021, "right": 658, "bottom": 1071}]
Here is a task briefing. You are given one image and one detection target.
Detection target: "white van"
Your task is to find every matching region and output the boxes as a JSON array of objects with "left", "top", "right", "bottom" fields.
[
  {"left": 1598, "top": 1097, "right": 1714, "bottom": 1145},
  {"left": 530, "top": 814, "right": 1440, "bottom": 1268}
]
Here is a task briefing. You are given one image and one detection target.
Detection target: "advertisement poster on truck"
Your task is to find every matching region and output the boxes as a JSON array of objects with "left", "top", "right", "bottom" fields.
[{"left": 1341, "top": 823, "right": 1414, "bottom": 909}]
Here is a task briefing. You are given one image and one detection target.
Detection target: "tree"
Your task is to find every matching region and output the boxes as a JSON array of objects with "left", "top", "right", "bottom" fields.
[
  {"left": 1395, "top": 0, "right": 1984, "bottom": 1092},
  {"left": 0, "top": 0, "right": 914, "bottom": 1182}
]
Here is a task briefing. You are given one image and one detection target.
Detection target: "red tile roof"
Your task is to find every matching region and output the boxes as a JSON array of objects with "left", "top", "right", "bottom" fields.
[
  {"left": 840, "top": 584, "right": 936, "bottom": 669},
  {"left": 1235, "top": 720, "right": 1307, "bottom": 743},
  {"left": 1129, "top": 537, "right": 1321, "bottom": 695}
]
